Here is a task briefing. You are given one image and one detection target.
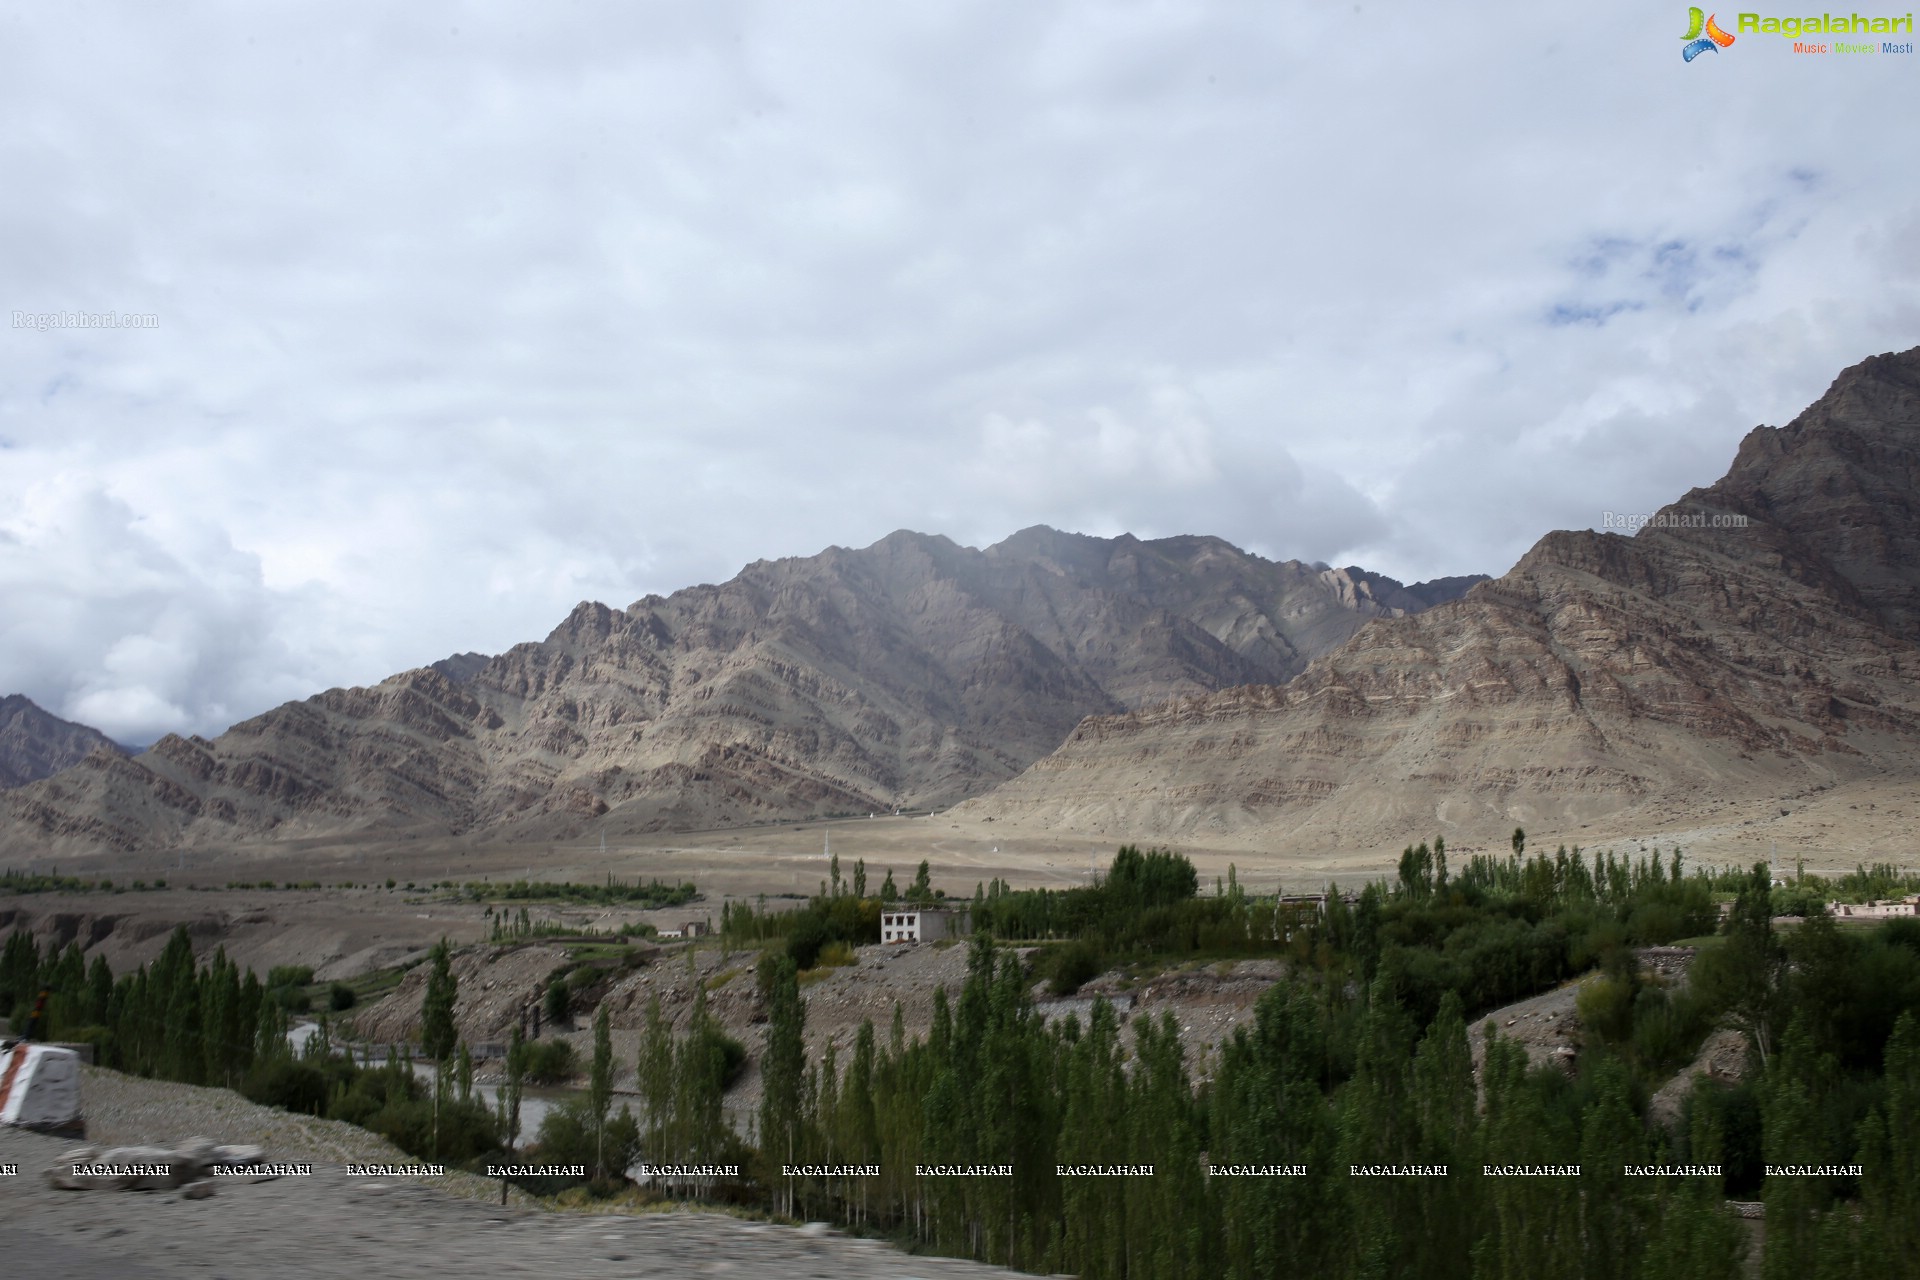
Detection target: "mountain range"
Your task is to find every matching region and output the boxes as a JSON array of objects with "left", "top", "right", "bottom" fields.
[
  {"left": 962, "top": 347, "right": 1920, "bottom": 850},
  {"left": 5, "top": 345, "right": 1915, "bottom": 861},
  {"left": 0, "top": 529, "right": 1481, "bottom": 854},
  {"left": 0, "top": 695, "right": 126, "bottom": 791}
]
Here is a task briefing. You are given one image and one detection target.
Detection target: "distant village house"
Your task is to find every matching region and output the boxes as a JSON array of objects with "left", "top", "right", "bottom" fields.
[
  {"left": 1830, "top": 896, "right": 1919, "bottom": 920},
  {"left": 881, "top": 908, "right": 966, "bottom": 944}
]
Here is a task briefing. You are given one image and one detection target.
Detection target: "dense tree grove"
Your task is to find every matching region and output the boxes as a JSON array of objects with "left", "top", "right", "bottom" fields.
[
  {"left": 3, "top": 924, "right": 272, "bottom": 1084},
  {"left": 1, "top": 924, "right": 500, "bottom": 1166},
  {"left": 459, "top": 875, "right": 697, "bottom": 907},
  {"left": 9, "top": 843, "right": 1920, "bottom": 1275},
  {"left": 685, "top": 850, "right": 1920, "bottom": 1276}
]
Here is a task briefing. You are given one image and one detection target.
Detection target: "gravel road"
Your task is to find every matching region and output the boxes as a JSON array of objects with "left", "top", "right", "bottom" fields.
[{"left": 0, "top": 1068, "right": 1027, "bottom": 1280}]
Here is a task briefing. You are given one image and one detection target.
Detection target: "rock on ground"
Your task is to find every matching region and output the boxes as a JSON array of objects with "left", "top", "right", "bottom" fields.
[{"left": 2, "top": 1068, "right": 1027, "bottom": 1280}]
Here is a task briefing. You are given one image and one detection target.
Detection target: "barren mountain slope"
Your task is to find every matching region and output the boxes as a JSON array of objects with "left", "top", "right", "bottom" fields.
[
  {"left": 0, "top": 694, "right": 124, "bottom": 790},
  {"left": 0, "top": 530, "right": 1477, "bottom": 856},
  {"left": 962, "top": 347, "right": 1920, "bottom": 851}
]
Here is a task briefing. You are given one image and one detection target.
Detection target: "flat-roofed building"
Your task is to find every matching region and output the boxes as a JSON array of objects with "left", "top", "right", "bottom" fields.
[
  {"left": 1830, "top": 896, "right": 1920, "bottom": 919},
  {"left": 881, "top": 908, "right": 965, "bottom": 944}
]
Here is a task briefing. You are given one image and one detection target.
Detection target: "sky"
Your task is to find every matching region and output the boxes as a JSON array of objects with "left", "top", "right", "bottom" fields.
[{"left": 2, "top": 2, "right": 1916, "bottom": 745}]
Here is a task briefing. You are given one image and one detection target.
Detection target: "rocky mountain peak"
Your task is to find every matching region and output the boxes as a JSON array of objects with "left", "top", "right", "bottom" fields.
[
  {"left": 964, "top": 345, "right": 1920, "bottom": 853},
  {"left": 0, "top": 523, "right": 1479, "bottom": 855},
  {"left": 0, "top": 695, "right": 126, "bottom": 790}
]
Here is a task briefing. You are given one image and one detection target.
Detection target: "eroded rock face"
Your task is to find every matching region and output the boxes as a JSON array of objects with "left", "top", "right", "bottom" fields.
[
  {"left": 0, "top": 695, "right": 124, "bottom": 791},
  {"left": 964, "top": 347, "right": 1920, "bottom": 850},
  {"left": 0, "top": 530, "right": 1478, "bottom": 855}
]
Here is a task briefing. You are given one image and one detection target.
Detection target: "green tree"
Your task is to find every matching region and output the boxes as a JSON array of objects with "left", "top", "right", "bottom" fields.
[
  {"left": 421, "top": 938, "right": 458, "bottom": 1063},
  {"left": 500, "top": 1024, "right": 527, "bottom": 1153},
  {"left": 759, "top": 953, "right": 806, "bottom": 1216},
  {"left": 671, "top": 985, "right": 732, "bottom": 1189},
  {"left": 1473, "top": 1029, "right": 1581, "bottom": 1280},
  {"left": 1578, "top": 1055, "right": 1647, "bottom": 1280},
  {"left": 420, "top": 937, "right": 459, "bottom": 1160},
  {"left": 1694, "top": 863, "right": 1787, "bottom": 1068},
  {"left": 589, "top": 1003, "right": 613, "bottom": 1179},
  {"left": 1762, "top": 1020, "right": 1835, "bottom": 1280},
  {"left": 1855, "top": 1011, "right": 1919, "bottom": 1259},
  {"left": 637, "top": 994, "right": 673, "bottom": 1157}
]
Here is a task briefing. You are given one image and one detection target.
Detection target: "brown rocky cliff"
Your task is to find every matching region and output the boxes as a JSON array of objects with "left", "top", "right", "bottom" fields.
[
  {"left": 964, "top": 346, "right": 1920, "bottom": 851},
  {"left": 0, "top": 695, "right": 125, "bottom": 790},
  {"left": 0, "top": 527, "right": 1460, "bottom": 855}
]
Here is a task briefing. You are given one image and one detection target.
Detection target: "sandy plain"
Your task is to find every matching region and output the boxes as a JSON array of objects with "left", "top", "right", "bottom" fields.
[{"left": 3, "top": 774, "right": 1913, "bottom": 981}]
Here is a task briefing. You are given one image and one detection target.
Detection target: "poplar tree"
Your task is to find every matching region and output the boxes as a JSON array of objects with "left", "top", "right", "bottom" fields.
[
  {"left": 500, "top": 1024, "right": 527, "bottom": 1153},
  {"left": 421, "top": 938, "right": 458, "bottom": 1063},
  {"left": 421, "top": 937, "right": 458, "bottom": 1159},
  {"left": 1474, "top": 1030, "right": 1581, "bottom": 1279},
  {"left": 1578, "top": 1056, "right": 1647, "bottom": 1280},
  {"left": 1858, "top": 1012, "right": 1920, "bottom": 1258},
  {"left": 759, "top": 953, "right": 806, "bottom": 1215},
  {"left": 672, "top": 984, "right": 729, "bottom": 1186},
  {"left": 842, "top": 1019, "right": 879, "bottom": 1223},
  {"left": 1762, "top": 1020, "right": 1832, "bottom": 1279},
  {"left": 590, "top": 1003, "right": 613, "bottom": 1179},
  {"left": 637, "top": 994, "right": 673, "bottom": 1157}
]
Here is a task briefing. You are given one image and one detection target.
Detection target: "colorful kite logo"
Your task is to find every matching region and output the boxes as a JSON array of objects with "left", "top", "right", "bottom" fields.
[{"left": 1682, "top": 7, "right": 1737, "bottom": 58}]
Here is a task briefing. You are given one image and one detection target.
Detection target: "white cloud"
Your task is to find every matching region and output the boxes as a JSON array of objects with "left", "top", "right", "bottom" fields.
[{"left": 0, "top": 0, "right": 1913, "bottom": 739}]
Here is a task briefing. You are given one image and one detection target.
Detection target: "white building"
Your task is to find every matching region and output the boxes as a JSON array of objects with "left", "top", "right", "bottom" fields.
[
  {"left": 881, "top": 908, "right": 964, "bottom": 944},
  {"left": 1830, "top": 896, "right": 1920, "bottom": 919}
]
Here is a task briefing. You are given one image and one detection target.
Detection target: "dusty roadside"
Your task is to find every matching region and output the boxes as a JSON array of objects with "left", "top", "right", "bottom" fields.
[{"left": 0, "top": 1068, "right": 1023, "bottom": 1280}]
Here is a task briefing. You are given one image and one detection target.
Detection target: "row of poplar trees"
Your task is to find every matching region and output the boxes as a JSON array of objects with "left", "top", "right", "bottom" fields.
[
  {"left": 2, "top": 924, "right": 292, "bottom": 1084},
  {"left": 730, "top": 933, "right": 1920, "bottom": 1279}
]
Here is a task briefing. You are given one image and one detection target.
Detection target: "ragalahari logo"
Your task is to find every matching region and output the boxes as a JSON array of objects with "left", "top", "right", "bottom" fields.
[{"left": 1682, "top": 7, "right": 1738, "bottom": 57}]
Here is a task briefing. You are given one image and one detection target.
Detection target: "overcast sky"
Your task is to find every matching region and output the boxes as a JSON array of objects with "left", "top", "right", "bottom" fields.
[{"left": 2, "top": 2, "right": 1915, "bottom": 744}]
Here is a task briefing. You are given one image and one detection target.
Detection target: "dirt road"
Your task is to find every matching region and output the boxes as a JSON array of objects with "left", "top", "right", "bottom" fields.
[{"left": 1, "top": 1071, "right": 1025, "bottom": 1280}]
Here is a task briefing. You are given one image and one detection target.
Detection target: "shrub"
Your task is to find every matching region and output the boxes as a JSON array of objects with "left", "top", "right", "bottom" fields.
[
  {"left": 545, "top": 977, "right": 570, "bottom": 1024},
  {"left": 1043, "top": 939, "right": 1105, "bottom": 996},
  {"left": 1630, "top": 985, "right": 1710, "bottom": 1074},
  {"left": 524, "top": 1039, "right": 577, "bottom": 1084},
  {"left": 786, "top": 914, "right": 830, "bottom": 970},
  {"left": 267, "top": 965, "right": 315, "bottom": 989},
  {"left": 328, "top": 982, "right": 358, "bottom": 1011},
  {"left": 714, "top": 1031, "right": 748, "bottom": 1087},
  {"left": 1575, "top": 973, "right": 1635, "bottom": 1046},
  {"left": 815, "top": 940, "right": 858, "bottom": 969},
  {"left": 242, "top": 1058, "right": 329, "bottom": 1116},
  {"left": 524, "top": 1099, "right": 639, "bottom": 1186}
]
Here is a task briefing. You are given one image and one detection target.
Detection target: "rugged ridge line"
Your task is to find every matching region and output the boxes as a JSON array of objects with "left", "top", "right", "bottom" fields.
[
  {"left": 960, "top": 347, "right": 1920, "bottom": 851},
  {"left": 0, "top": 530, "right": 1480, "bottom": 855},
  {"left": 0, "top": 695, "right": 126, "bottom": 791}
]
